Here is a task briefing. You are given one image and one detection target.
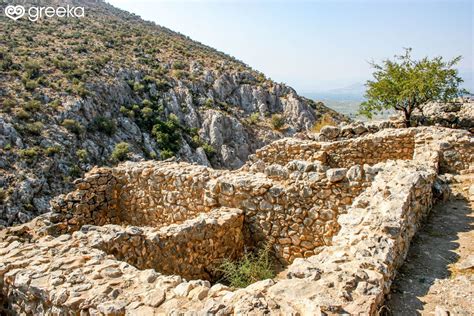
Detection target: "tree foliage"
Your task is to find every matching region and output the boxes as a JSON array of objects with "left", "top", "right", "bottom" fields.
[{"left": 359, "top": 48, "right": 466, "bottom": 127}]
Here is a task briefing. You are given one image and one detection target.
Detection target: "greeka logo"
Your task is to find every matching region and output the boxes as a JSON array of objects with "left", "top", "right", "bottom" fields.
[
  {"left": 4, "top": 5, "right": 24, "bottom": 20},
  {"left": 4, "top": 4, "right": 85, "bottom": 22}
]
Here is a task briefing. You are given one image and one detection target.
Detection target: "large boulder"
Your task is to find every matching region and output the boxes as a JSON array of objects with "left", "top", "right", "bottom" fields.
[{"left": 320, "top": 126, "right": 340, "bottom": 140}]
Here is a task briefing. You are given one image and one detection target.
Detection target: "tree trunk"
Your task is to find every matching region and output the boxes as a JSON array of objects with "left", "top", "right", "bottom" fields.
[{"left": 402, "top": 109, "right": 411, "bottom": 128}]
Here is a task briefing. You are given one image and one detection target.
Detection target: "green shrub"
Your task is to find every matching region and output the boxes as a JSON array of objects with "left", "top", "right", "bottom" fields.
[
  {"left": 18, "top": 147, "right": 40, "bottom": 159},
  {"left": 24, "top": 122, "right": 44, "bottom": 135},
  {"left": 217, "top": 245, "right": 275, "bottom": 288},
  {"left": 132, "top": 104, "right": 140, "bottom": 111},
  {"left": 91, "top": 116, "right": 116, "bottom": 136},
  {"left": 24, "top": 61, "right": 41, "bottom": 79},
  {"left": 120, "top": 106, "right": 129, "bottom": 115},
  {"left": 62, "top": 119, "right": 84, "bottom": 135},
  {"left": 69, "top": 165, "right": 82, "bottom": 178},
  {"left": 191, "top": 134, "right": 216, "bottom": 158},
  {"left": 155, "top": 79, "right": 171, "bottom": 92},
  {"left": 172, "top": 60, "right": 187, "bottom": 70},
  {"left": 143, "top": 75, "right": 155, "bottom": 83},
  {"left": 270, "top": 114, "right": 285, "bottom": 130},
  {"left": 45, "top": 145, "right": 62, "bottom": 156},
  {"left": 111, "top": 142, "right": 130, "bottom": 162},
  {"left": 248, "top": 112, "right": 260, "bottom": 125},
  {"left": 73, "top": 82, "right": 89, "bottom": 97},
  {"left": 76, "top": 149, "right": 88, "bottom": 161},
  {"left": 23, "top": 100, "right": 41, "bottom": 111},
  {"left": 0, "top": 50, "right": 13, "bottom": 71},
  {"left": 15, "top": 109, "right": 30, "bottom": 120},
  {"left": 159, "top": 149, "right": 174, "bottom": 160},
  {"left": 53, "top": 58, "right": 76, "bottom": 71},
  {"left": 141, "top": 107, "right": 153, "bottom": 119},
  {"left": 48, "top": 99, "right": 61, "bottom": 109},
  {"left": 152, "top": 114, "right": 182, "bottom": 154},
  {"left": 133, "top": 82, "right": 145, "bottom": 92},
  {"left": 203, "top": 98, "right": 214, "bottom": 108},
  {"left": 202, "top": 143, "right": 216, "bottom": 157},
  {"left": 142, "top": 99, "right": 153, "bottom": 107},
  {"left": 256, "top": 73, "right": 266, "bottom": 83},
  {"left": 2, "top": 98, "right": 16, "bottom": 112},
  {"left": 173, "top": 70, "right": 188, "bottom": 80},
  {"left": 24, "top": 80, "right": 38, "bottom": 91}
]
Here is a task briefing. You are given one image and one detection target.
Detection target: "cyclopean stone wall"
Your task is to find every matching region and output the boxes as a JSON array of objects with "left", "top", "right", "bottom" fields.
[
  {"left": 0, "top": 126, "right": 472, "bottom": 315},
  {"left": 49, "top": 159, "right": 376, "bottom": 263}
]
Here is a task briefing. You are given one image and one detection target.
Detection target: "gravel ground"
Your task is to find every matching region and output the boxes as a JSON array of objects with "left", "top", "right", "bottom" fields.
[{"left": 385, "top": 173, "right": 474, "bottom": 315}]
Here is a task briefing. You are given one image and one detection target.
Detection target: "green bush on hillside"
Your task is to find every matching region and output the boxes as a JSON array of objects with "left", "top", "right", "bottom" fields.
[
  {"left": 91, "top": 116, "right": 117, "bottom": 136},
  {"left": 62, "top": 119, "right": 84, "bottom": 135},
  {"left": 111, "top": 142, "right": 130, "bottom": 162}
]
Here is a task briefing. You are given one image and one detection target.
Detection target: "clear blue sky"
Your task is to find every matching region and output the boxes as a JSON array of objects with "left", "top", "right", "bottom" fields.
[{"left": 107, "top": 0, "right": 473, "bottom": 93}]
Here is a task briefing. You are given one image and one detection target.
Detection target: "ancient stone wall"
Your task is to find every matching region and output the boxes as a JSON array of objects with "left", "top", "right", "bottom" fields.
[
  {"left": 0, "top": 156, "right": 442, "bottom": 316},
  {"left": 250, "top": 127, "right": 472, "bottom": 172},
  {"left": 0, "top": 126, "right": 472, "bottom": 315},
  {"left": 321, "top": 129, "right": 416, "bottom": 168},
  {"left": 113, "top": 163, "right": 215, "bottom": 227},
  {"left": 50, "top": 161, "right": 372, "bottom": 263},
  {"left": 48, "top": 127, "right": 471, "bottom": 264},
  {"left": 48, "top": 167, "right": 117, "bottom": 234},
  {"left": 279, "top": 158, "right": 438, "bottom": 314},
  {"left": 84, "top": 207, "right": 244, "bottom": 281},
  {"left": 248, "top": 128, "right": 416, "bottom": 169},
  {"left": 211, "top": 165, "right": 373, "bottom": 262}
]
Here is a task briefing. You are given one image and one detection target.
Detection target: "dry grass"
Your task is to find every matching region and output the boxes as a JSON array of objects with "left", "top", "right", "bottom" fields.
[{"left": 312, "top": 113, "right": 338, "bottom": 133}]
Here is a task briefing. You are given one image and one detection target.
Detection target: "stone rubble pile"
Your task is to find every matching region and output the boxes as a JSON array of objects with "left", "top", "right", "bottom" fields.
[
  {"left": 0, "top": 126, "right": 472, "bottom": 315},
  {"left": 310, "top": 100, "right": 474, "bottom": 143}
]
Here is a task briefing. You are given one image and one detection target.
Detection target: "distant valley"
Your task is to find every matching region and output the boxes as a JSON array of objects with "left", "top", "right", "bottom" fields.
[
  {"left": 303, "top": 82, "right": 394, "bottom": 120},
  {"left": 302, "top": 83, "right": 365, "bottom": 119}
]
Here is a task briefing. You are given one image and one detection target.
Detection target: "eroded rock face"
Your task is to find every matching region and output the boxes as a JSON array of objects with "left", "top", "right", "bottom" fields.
[
  {"left": 0, "top": 126, "right": 472, "bottom": 315},
  {"left": 0, "top": 68, "right": 345, "bottom": 227}
]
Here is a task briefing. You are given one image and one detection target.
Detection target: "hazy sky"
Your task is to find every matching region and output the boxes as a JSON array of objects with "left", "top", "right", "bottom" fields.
[{"left": 107, "top": 0, "right": 473, "bottom": 93}]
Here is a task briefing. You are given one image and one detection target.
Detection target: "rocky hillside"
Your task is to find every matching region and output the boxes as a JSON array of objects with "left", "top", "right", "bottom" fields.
[{"left": 0, "top": 0, "right": 346, "bottom": 226}]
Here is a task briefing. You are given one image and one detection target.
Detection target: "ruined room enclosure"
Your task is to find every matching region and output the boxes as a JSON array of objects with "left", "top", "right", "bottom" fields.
[
  {"left": 47, "top": 128, "right": 420, "bottom": 280},
  {"left": 1, "top": 127, "right": 472, "bottom": 315}
]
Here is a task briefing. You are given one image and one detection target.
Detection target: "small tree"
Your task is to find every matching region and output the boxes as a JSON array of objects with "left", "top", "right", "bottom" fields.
[{"left": 359, "top": 48, "right": 466, "bottom": 127}]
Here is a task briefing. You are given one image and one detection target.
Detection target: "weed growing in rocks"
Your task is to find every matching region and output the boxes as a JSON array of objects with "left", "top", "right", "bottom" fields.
[{"left": 217, "top": 245, "right": 275, "bottom": 288}]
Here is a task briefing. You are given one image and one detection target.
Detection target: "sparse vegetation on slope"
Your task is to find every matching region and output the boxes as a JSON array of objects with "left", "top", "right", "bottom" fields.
[{"left": 0, "top": 0, "right": 345, "bottom": 226}]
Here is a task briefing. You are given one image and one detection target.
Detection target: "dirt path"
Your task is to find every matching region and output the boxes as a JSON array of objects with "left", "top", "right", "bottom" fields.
[{"left": 385, "top": 173, "right": 474, "bottom": 315}]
